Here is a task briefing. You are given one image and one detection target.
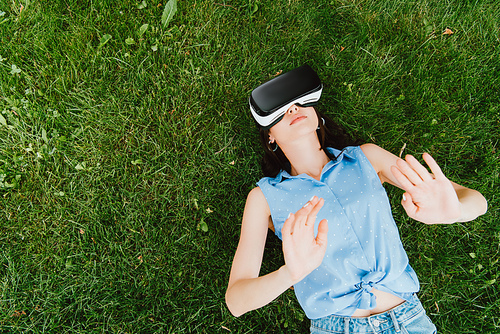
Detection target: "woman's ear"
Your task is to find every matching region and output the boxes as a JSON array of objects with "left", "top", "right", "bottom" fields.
[{"left": 268, "top": 133, "right": 275, "bottom": 144}]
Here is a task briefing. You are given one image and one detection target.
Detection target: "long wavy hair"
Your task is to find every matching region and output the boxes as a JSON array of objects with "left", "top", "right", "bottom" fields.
[{"left": 259, "top": 108, "right": 362, "bottom": 178}]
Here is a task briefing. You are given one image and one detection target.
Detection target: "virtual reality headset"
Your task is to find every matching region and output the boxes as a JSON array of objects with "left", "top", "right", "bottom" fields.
[{"left": 249, "top": 64, "right": 323, "bottom": 129}]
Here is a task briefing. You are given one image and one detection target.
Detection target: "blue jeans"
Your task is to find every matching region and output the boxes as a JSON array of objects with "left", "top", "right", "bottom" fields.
[{"left": 310, "top": 294, "right": 437, "bottom": 334}]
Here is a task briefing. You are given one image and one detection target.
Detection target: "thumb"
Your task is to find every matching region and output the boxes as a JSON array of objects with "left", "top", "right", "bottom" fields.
[
  {"left": 315, "top": 219, "right": 328, "bottom": 246},
  {"left": 401, "top": 192, "right": 417, "bottom": 217}
]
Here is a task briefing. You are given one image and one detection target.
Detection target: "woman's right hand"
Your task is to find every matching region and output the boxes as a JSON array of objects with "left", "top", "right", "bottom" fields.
[{"left": 281, "top": 196, "right": 329, "bottom": 284}]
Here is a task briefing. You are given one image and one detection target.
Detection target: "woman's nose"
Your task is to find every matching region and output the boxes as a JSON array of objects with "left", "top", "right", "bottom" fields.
[{"left": 288, "top": 104, "right": 299, "bottom": 113}]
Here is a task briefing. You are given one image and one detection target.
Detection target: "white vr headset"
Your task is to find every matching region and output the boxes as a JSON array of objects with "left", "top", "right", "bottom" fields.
[{"left": 249, "top": 64, "right": 323, "bottom": 129}]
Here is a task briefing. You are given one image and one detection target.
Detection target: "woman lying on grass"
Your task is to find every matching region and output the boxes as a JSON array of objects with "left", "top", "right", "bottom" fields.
[{"left": 225, "top": 65, "right": 487, "bottom": 333}]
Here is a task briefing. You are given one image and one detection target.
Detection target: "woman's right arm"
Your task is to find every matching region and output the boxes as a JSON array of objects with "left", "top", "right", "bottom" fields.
[
  {"left": 225, "top": 188, "right": 328, "bottom": 317},
  {"left": 225, "top": 187, "right": 293, "bottom": 317}
]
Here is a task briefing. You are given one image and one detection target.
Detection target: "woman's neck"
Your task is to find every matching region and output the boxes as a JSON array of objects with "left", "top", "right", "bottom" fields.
[{"left": 279, "top": 135, "right": 330, "bottom": 180}]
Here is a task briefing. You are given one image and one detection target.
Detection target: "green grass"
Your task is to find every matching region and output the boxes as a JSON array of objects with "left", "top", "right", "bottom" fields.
[{"left": 0, "top": 0, "right": 499, "bottom": 332}]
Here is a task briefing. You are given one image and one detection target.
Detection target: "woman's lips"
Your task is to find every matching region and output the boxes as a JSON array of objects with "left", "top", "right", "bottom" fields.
[{"left": 290, "top": 115, "right": 307, "bottom": 125}]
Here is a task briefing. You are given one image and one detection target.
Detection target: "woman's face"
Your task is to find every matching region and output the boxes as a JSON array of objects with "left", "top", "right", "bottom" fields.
[{"left": 268, "top": 104, "right": 319, "bottom": 145}]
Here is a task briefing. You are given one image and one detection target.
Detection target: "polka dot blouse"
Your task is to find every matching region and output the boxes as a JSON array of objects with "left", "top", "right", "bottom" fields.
[{"left": 257, "top": 146, "right": 419, "bottom": 319}]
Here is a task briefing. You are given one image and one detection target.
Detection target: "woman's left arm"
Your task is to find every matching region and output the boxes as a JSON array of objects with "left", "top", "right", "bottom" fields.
[{"left": 361, "top": 143, "right": 488, "bottom": 224}]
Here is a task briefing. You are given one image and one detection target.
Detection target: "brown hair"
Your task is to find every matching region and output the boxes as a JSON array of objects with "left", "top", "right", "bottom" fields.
[{"left": 258, "top": 109, "right": 361, "bottom": 177}]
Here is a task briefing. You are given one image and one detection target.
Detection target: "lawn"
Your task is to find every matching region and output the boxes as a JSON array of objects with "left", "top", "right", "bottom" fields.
[{"left": 0, "top": 0, "right": 499, "bottom": 332}]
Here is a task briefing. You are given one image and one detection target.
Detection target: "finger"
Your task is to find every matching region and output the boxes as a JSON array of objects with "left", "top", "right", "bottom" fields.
[
  {"left": 396, "top": 158, "right": 424, "bottom": 185},
  {"left": 298, "top": 196, "right": 318, "bottom": 212},
  {"left": 405, "top": 154, "right": 433, "bottom": 182},
  {"left": 422, "top": 153, "right": 446, "bottom": 179},
  {"left": 294, "top": 196, "right": 319, "bottom": 222},
  {"left": 305, "top": 197, "right": 325, "bottom": 227},
  {"left": 284, "top": 197, "right": 318, "bottom": 236},
  {"left": 391, "top": 165, "right": 415, "bottom": 192},
  {"left": 315, "top": 219, "right": 328, "bottom": 247},
  {"left": 401, "top": 192, "right": 417, "bottom": 218}
]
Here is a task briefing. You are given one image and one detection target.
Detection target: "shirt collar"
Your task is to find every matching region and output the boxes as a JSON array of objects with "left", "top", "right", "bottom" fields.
[{"left": 270, "top": 147, "right": 355, "bottom": 183}]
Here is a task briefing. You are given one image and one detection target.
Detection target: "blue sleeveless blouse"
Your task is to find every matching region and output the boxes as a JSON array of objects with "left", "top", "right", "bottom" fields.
[{"left": 256, "top": 146, "right": 419, "bottom": 319}]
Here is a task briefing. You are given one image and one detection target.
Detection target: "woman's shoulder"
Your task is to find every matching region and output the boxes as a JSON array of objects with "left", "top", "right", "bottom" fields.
[
  {"left": 247, "top": 186, "right": 272, "bottom": 211},
  {"left": 246, "top": 187, "right": 273, "bottom": 230},
  {"left": 248, "top": 186, "right": 265, "bottom": 200},
  {"left": 358, "top": 143, "right": 397, "bottom": 167},
  {"left": 359, "top": 143, "right": 378, "bottom": 153},
  {"left": 346, "top": 143, "right": 384, "bottom": 163}
]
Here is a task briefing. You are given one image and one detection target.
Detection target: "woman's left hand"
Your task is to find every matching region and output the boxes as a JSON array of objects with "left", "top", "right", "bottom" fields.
[{"left": 390, "top": 153, "right": 461, "bottom": 224}]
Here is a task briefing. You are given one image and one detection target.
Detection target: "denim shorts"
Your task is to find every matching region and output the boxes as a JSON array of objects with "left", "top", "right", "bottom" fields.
[{"left": 310, "top": 294, "right": 437, "bottom": 334}]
